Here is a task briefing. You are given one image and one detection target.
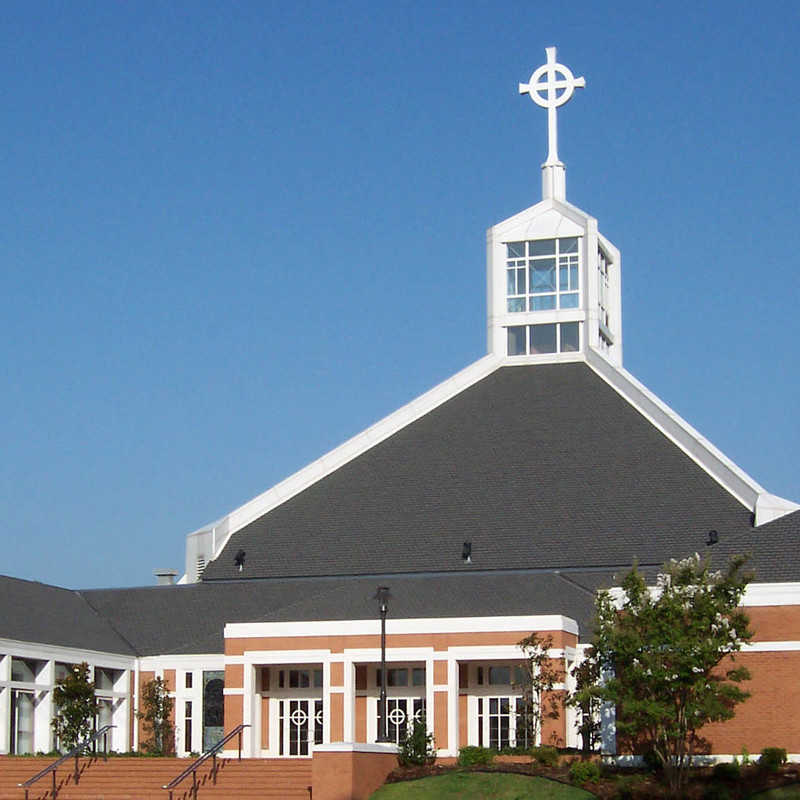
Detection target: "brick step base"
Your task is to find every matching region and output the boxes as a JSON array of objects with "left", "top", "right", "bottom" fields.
[{"left": 0, "top": 757, "right": 312, "bottom": 800}]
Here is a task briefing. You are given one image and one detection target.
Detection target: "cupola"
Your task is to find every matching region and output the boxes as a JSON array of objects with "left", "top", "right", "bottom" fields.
[{"left": 487, "top": 47, "right": 622, "bottom": 366}]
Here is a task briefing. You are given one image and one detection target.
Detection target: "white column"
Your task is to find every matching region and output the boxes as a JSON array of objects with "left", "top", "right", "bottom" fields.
[
  {"left": 132, "top": 663, "right": 140, "bottom": 751},
  {"left": 34, "top": 660, "right": 55, "bottom": 753},
  {"left": 425, "top": 656, "right": 434, "bottom": 741},
  {"left": 322, "top": 661, "right": 332, "bottom": 744},
  {"left": 0, "top": 654, "right": 10, "bottom": 753},
  {"left": 243, "top": 664, "right": 256, "bottom": 757},
  {"left": 113, "top": 669, "right": 130, "bottom": 753},
  {"left": 342, "top": 659, "right": 355, "bottom": 742},
  {"left": 447, "top": 658, "right": 458, "bottom": 756}
]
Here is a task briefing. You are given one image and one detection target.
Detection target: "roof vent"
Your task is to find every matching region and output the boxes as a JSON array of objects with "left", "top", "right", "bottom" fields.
[
  {"left": 462, "top": 541, "right": 472, "bottom": 563},
  {"left": 234, "top": 549, "right": 246, "bottom": 572},
  {"left": 706, "top": 530, "right": 719, "bottom": 546},
  {"left": 153, "top": 568, "right": 178, "bottom": 586}
]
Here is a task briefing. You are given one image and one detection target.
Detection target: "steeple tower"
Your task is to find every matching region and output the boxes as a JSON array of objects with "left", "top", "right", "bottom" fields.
[{"left": 487, "top": 48, "right": 622, "bottom": 366}]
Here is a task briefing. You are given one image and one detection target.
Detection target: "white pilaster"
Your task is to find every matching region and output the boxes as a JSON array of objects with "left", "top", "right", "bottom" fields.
[
  {"left": 446, "top": 658, "right": 458, "bottom": 756},
  {"left": 0, "top": 655, "right": 10, "bottom": 753}
]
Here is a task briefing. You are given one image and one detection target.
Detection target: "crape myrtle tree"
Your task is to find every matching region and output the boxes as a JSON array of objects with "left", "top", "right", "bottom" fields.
[
  {"left": 137, "top": 676, "right": 175, "bottom": 754},
  {"left": 572, "top": 554, "right": 752, "bottom": 798},
  {"left": 514, "top": 633, "right": 561, "bottom": 747},
  {"left": 52, "top": 662, "right": 97, "bottom": 751}
]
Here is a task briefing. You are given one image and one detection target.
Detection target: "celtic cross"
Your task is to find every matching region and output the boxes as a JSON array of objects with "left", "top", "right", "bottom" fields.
[{"left": 519, "top": 47, "right": 585, "bottom": 167}]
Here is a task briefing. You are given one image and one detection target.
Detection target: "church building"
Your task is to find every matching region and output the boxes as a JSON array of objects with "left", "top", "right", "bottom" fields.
[{"left": 2, "top": 48, "right": 799, "bottom": 765}]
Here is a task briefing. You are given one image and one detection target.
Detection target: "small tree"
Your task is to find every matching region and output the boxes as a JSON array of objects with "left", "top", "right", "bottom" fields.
[
  {"left": 573, "top": 554, "right": 752, "bottom": 798},
  {"left": 397, "top": 716, "right": 436, "bottom": 766},
  {"left": 137, "top": 677, "right": 174, "bottom": 754},
  {"left": 514, "top": 633, "right": 561, "bottom": 748},
  {"left": 52, "top": 662, "right": 96, "bottom": 751}
]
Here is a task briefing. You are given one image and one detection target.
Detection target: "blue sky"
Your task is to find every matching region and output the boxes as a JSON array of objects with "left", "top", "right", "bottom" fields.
[{"left": 2, "top": 1, "right": 798, "bottom": 590}]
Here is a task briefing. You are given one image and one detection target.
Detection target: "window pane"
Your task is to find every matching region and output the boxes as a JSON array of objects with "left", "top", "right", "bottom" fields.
[
  {"left": 530, "top": 324, "right": 557, "bottom": 354},
  {"left": 412, "top": 667, "right": 425, "bottom": 686},
  {"left": 506, "top": 269, "right": 515, "bottom": 295},
  {"left": 96, "top": 668, "right": 113, "bottom": 691},
  {"left": 561, "top": 322, "right": 580, "bottom": 352},
  {"left": 559, "top": 237, "right": 579, "bottom": 253},
  {"left": 388, "top": 668, "right": 408, "bottom": 687},
  {"left": 507, "top": 326, "right": 526, "bottom": 356},
  {"left": 488, "top": 666, "right": 511, "bottom": 685},
  {"left": 507, "top": 297, "right": 525, "bottom": 312},
  {"left": 530, "top": 260, "right": 556, "bottom": 292},
  {"left": 506, "top": 241, "right": 525, "bottom": 258},
  {"left": 560, "top": 293, "right": 579, "bottom": 309},
  {"left": 314, "top": 669, "right": 323, "bottom": 688},
  {"left": 530, "top": 295, "right": 555, "bottom": 311},
  {"left": 530, "top": 239, "right": 555, "bottom": 256}
]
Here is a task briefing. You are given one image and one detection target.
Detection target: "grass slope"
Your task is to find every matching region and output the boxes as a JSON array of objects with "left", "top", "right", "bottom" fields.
[{"left": 369, "top": 772, "right": 594, "bottom": 799}]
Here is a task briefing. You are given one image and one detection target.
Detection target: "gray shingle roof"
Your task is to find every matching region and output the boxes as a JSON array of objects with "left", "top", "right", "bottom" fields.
[
  {"left": 0, "top": 575, "right": 136, "bottom": 655},
  {"left": 79, "top": 570, "right": 611, "bottom": 654},
  {"left": 201, "top": 363, "right": 800, "bottom": 583},
  {"left": 5, "top": 362, "right": 797, "bottom": 659}
]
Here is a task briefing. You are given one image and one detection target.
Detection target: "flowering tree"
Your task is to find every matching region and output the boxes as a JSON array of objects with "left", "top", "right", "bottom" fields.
[
  {"left": 514, "top": 633, "right": 561, "bottom": 747},
  {"left": 52, "top": 662, "right": 96, "bottom": 751},
  {"left": 573, "top": 554, "right": 752, "bottom": 798}
]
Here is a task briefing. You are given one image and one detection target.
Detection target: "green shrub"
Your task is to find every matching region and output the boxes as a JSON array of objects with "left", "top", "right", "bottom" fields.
[
  {"left": 397, "top": 718, "right": 436, "bottom": 766},
  {"left": 712, "top": 761, "right": 741, "bottom": 781},
  {"left": 642, "top": 749, "right": 662, "bottom": 773},
  {"left": 530, "top": 745, "right": 559, "bottom": 766},
  {"left": 457, "top": 746, "right": 496, "bottom": 767},
  {"left": 759, "top": 747, "right": 787, "bottom": 772},
  {"left": 569, "top": 759, "right": 602, "bottom": 785}
]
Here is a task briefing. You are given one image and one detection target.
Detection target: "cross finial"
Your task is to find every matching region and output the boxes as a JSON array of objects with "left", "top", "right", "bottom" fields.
[{"left": 519, "top": 47, "right": 585, "bottom": 199}]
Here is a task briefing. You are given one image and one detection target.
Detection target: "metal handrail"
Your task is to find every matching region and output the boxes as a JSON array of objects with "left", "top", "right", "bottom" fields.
[
  {"left": 162, "top": 724, "right": 251, "bottom": 800},
  {"left": 18, "top": 724, "right": 115, "bottom": 800}
]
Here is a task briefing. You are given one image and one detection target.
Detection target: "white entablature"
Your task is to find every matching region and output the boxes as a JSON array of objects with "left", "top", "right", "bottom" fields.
[{"left": 487, "top": 48, "right": 621, "bottom": 366}]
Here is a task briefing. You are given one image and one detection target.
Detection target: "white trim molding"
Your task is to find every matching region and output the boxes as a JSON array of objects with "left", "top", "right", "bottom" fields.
[{"left": 225, "top": 614, "right": 578, "bottom": 640}]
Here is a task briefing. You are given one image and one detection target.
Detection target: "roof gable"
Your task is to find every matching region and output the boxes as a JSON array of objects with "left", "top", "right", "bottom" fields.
[{"left": 201, "top": 362, "right": 785, "bottom": 582}]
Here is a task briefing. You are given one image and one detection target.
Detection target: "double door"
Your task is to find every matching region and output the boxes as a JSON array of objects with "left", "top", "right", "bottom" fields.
[{"left": 278, "top": 698, "right": 323, "bottom": 756}]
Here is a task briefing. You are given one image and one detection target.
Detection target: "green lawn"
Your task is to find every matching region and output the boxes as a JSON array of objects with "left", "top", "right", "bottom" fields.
[{"left": 369, "top": 772, "right": 594, "bottom": 799}]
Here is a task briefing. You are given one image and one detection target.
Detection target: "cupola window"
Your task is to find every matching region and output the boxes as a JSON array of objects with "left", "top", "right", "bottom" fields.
[
  {"left": 507, "top": 322, "right": 580, "bottom": 356},
  {"left": 506, "top": 237, "right": 580, "bottom": 312},
  {"left": 598, "top": 246, "right": 612, "bottom": 344}
]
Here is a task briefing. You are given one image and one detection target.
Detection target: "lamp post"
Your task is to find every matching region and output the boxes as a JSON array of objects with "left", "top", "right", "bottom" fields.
[{"left": 375, "top": 586, "right": 390, "bottom": 743}]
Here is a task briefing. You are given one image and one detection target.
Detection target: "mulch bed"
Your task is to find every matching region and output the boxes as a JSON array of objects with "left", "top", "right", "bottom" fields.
[{"left": 386, "top": 760, "right": 800, "bottom": 798}]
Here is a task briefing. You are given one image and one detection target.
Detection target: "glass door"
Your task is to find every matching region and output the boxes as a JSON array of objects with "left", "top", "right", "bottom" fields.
[{"left": 11, "top": 690, "right": 35, "bottom": 754}]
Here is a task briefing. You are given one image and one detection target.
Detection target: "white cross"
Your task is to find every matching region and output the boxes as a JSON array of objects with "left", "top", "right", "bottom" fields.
[{"left": 519, "top": 47, "right": 585, "bottom": 166}]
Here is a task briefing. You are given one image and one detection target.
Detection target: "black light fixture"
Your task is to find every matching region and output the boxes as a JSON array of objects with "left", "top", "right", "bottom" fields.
[
  {"left": 374, "top": 586, "right": 390, "bottom": 742},
  {"left": 462, "top": 541, "right": 472, "bottom": 563},
  {"left": 706, "top": 530, "right": 719, "bottom": 546},
  {"left": 234, "top": 549, "right": 246, "bottom": 571}
]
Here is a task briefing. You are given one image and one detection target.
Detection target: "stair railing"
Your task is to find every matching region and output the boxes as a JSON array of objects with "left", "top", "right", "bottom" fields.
[
  {"left": 162, "top": 724, "right": 251, "bottom": 800},
  {"left": 18, "top": 724, "right": 115, "bottom": 800}
]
